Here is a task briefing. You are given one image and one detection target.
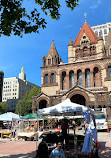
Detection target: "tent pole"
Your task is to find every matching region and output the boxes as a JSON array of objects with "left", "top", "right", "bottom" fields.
[{"left": 73, "top": 113, "right": 77, "bottom": 157}]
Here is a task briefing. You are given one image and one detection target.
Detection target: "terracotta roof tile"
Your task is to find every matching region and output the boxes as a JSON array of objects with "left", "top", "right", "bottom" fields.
[{"left": 74, "top": 22, "right": 98, "bottom": 46}]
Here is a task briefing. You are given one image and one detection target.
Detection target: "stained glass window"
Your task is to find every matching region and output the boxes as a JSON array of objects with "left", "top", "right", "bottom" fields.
[
  {"left": 108, "top": 66, "right": 111, "bottom": 78},
  {"left": 51, "top": 73, "right": 54, "bottom": 83},
  {"left": 45, "top": 74, "right": 48, "bottom": 84}
]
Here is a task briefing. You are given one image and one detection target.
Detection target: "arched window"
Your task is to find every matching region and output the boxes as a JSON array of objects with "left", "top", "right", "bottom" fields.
[
  {"left": 83, "top": 46, "right": 88, "bottom": 53},
  {"left": 104, "top": 29, "right": 107, "bottom": 34},
  {"left": 44, "top": 74, "right": 48, "bottom": 84},
  {"left": 39, "top": 100, "right": 47, "bottom": 109},
  {"left": 108, "top": 66, "right": 111, "bottom": 78},
  {"left": 51, "top": 73, "right": 54, "bottom": 83},
  {"left": 83, "top": 36, "right": 86, "bottom": 39},
  {"left": 62, "top": 71, "right": 66, "bottom": 90},
  {"left": 93, "top": 67, "right": 101, "bottom": 87},
  {"left": 69, "top": 71, "right": 74, "bottom": 88},
  {"left": 85, "top": 69, "right": 90, "bottom": 88},
  {"left": 77, "top": 70, "right": 82, "bottom": 87},
  {"left": 48, "top": 59, "right": 51, "bottom": 65}
]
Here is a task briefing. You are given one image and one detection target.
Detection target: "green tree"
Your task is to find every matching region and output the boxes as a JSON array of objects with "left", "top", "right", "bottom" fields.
[
  {"left": 16, "top": 86, "right": 41, "bottom": 116},
  {"left": 0, "top": 0, "right": 79, "bottom": 37},
  {"left": 0, "top": 102, "right": 8, "bottom": 114}
]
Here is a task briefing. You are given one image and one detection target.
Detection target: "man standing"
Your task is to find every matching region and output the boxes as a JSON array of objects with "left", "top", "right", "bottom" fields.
[
  {"left": 61, "top": 119, "right": 69, "bottom": 144},
  {"left": 50, "top": 140, "right": 65, "bottom": 158}
]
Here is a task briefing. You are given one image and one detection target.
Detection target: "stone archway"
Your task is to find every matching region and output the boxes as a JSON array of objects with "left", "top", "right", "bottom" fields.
[
  {"left": 70, "top": 94, "right": 86, "bottom": 106},
  {"left": 66, "top": 89, "right": 91, "bottom": 106},
  {"left": 39, "top": 100, "right": 47, "bottom": 109}
]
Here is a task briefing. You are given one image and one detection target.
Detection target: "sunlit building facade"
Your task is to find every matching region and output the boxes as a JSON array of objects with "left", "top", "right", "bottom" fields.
[{"left": 32, "top": 22, "right": 111, "bottom": 119}]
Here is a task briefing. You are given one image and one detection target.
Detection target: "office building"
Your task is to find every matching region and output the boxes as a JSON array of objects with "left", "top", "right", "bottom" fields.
[
  {"left": 91, "top": 22, "right": 111, "bottom": 43},
  {"left": 2, "top": 67, "right": 40, "bottom": 111}
]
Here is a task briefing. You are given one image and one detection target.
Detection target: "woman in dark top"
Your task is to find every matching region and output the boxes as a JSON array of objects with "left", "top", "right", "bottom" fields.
[{"left": 36, "top": 141, "right": 49, "bottom": 158}]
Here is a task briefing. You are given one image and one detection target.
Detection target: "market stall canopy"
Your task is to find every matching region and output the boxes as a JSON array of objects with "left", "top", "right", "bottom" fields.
[
  {"left": 0, "top": 112, "right": 20, "bottom": 121},
  {"left": 38, "top": 98, "right": 93, "bottom": 116},
  {"left": 21, "top": 113, "right": 45, "bottom": 120}
]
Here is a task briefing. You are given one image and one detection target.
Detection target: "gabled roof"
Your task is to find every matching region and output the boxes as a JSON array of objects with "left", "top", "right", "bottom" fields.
[
  {"left": 105, "top": 29, "right": 111, "bottom": 48},
  {"left": 47, "top": 40, "right": 59, "bottom": 57},
  {"left": 74, "top": 22, "right": 98, "bottom": 46},
  {"left": 62, "top": 84, "right": 94, "bottom": 96}
]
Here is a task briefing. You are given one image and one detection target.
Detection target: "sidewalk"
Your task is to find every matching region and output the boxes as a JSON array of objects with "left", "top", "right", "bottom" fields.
[
  {"left": 0, "top": 139, "right": 37, "bottom": 158},
  {"left": 98, "top": 132, "right": 111, "bottom": 158},
  {"left": 0, "top": 132, "right": 111, "bottom": 158}
]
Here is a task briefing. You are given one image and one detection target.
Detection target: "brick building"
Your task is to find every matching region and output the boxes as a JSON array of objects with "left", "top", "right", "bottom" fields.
[{"left": 32, "top": 22, "right": 111, "bottom": 119}]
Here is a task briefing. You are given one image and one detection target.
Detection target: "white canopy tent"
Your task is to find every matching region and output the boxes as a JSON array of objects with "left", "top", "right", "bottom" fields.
[
  {"left": 38, "top": 98, "right": 94, "bottom": 116},
  {"left": 0, "top": 112, "right": 20, "bottom": 121},
  {"left": 37, "top": 98, "right": 96, "bottom": 154}
]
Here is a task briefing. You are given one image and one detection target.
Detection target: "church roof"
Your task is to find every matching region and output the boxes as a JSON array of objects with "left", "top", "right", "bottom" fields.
[
  {"left": 105, "top": 29, "right": 111, "bottom": 48},
  {"left": 74, "top": 22, "right": 98, "bottom": 46},
  {"left": 47, "top": 40, "right": 59, "bottom": 57}
]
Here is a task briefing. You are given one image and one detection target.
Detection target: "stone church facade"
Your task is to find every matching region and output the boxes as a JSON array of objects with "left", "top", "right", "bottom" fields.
[{"left": 32, "top": 22, "right": 111, "bottom": 119}]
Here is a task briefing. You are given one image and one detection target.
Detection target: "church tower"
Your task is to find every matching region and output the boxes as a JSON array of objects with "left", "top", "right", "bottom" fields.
[{"left": 42, "top": 40, "right": 63, "bottom": 67}]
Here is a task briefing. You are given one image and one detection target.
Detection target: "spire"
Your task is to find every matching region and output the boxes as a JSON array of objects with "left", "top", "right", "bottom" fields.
[
  {"left": 84, "top": 12, "right": 87, "bottom": 23},
  {"left": 74, "top": 22, "right": 98, "bottom": 46},
  {"left": 97, "top": 32, "right": 103, "bottom": 41},
  {"left": 47, "top": 40, "right": 58, "bottom": 57},
  {"left": 68, "top": 37, "right": 73, "bottom": 46}
]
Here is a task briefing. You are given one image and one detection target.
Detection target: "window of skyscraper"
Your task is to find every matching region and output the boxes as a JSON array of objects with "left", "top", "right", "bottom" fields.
[
  {"left": 104, "top": 29, "right": 107, "bottom": 34},
  {"left": 100, "top": 30, "right": 102, "bottom": 35},
  {"left": 95, "top": 31, "right": 98, "bottom": 36}
]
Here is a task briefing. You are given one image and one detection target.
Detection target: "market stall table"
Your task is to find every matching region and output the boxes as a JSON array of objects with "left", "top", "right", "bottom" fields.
[
  {"left": 17, "top": 132, "right": 36, "bottom": 140},
  {"left": 1, "top": 131, "right": 11, "bottom": 138}
]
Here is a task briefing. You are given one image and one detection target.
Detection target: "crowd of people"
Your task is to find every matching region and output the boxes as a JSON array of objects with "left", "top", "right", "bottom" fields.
[{"left": 35, "top": 119, "right": 70, "bottom": 158}]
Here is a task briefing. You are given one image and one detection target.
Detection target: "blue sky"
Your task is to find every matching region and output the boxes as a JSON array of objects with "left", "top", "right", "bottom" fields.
[{"left": 0, "top": 0, "right": 111, "bottom": 86}]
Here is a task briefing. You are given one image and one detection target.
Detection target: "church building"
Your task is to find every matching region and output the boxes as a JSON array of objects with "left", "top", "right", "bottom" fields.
[{"left": 32, "top": 21, "right": 111, "bottom": 119}]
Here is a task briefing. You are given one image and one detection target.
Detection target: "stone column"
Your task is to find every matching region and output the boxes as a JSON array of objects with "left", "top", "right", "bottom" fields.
[
  {"left": 90, "top": 71, "right": 94, "bottom": 87},
  {"left": 66, "top": 72, "right": 69, "bottom": 90},
  {"left": 74, "top": 73, "right": 77, "bottom": 85},
  {"left": 82, "top": 71, "right": 85, "bottom": 88}
]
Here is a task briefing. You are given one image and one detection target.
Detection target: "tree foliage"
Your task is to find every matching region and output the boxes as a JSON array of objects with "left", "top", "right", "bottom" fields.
[
  {"left": 0, "top": 102, "right": 8, "bottom": 114},
  {"left": 16, "top": 86, "right": 41, "bottom": 116},
  {"left": 0, "top": 0, "right": 79, "bottom": 37}
]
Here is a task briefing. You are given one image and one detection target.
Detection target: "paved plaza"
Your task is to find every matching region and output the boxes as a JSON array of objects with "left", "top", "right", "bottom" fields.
[{"left": 0, "top": 132, "right": 111, "bottom": 158}]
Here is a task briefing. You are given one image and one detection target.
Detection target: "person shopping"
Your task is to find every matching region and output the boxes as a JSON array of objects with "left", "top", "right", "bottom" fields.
[{"left": 50, "top": 139, "right": 65, "bottom": 158}]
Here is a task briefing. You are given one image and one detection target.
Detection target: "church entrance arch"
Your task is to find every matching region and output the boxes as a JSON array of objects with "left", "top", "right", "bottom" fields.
[
  {"left": 70, "top": 94, "right": 86, "bottom": 106},
  {"left": 39, "top": 100, "right": 47, "bottom": 109}
]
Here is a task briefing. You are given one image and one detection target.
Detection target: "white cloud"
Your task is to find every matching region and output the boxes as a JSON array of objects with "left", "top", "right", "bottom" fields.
[
  {"left": 90, "top": 0, "right": 102, "bottom": 10},
  {"left": 90, "top": 5, "right": 98, "bottom": 10}
]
